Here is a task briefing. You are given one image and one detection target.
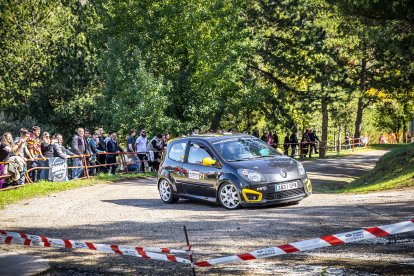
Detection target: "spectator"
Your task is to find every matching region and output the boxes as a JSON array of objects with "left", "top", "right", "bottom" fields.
[
  {"left": 52, "top": 134, "right": 74, "bottom": 159},
  {"left": 163, "top": 133, "right": 171, "bottom": 148},
  {"left": 192, "top": 127, "right": 200, "bottom": 136},
  {"left": 71, "top": 128, "right": 90, "bottom": 179},
  {"left": 300, "top": 129, "right": 310, "bottom": 158},
  {"left": 345, "top": 133, "right": 351, "bottom": 149},
  {"left": 40, "top": 132, "right": 54, "bottom": 180},
  {"left": 96, "top": 127, "right": 107, "bottom": 172},
  {"left": 27, "top": 126, "right": 44, "bottom": 182},
  {"left": 252, "top": 128, "right": 259, "bottom": 138},
  {"left": 88, "top": 131, "right": 103, "bottom": 176},
  {"left": 0, "top": 132, "right": 26, "bottom": 188},
  {"left": 283, "top": 134, "right": 290, "bottom": 155},
  {"left": 135, "top": 129, "right": 148, "bottom": 172},
  {"left": 147, "top": 134, "right": 164, "bottom": 171},
  {"left": 14, "top": 129, "right": 34, "bottom": 163},
  {"left": 105, "top": 131, "right": 123, "bottom": 174},
  {"left": 271, "top": 132, "right": 279, "bottom": 148},
  {"left": 261, "top": 132, "right": 272, "bottom": 145},
  {"left": 290, "top": 132, "right": 298, "bottom": 158},
  {"left": 308, "top": 129, "right": 320, "bottom": 157}
]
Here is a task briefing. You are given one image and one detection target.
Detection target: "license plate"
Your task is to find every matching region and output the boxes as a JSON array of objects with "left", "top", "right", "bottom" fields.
[{"left": 275, "top": 181, "right": 298, "bottom": 192}]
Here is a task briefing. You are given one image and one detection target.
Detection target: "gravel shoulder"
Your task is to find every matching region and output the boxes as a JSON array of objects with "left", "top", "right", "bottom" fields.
[{"left": 0, "top": 150, "right": 413, "bottom": 275}]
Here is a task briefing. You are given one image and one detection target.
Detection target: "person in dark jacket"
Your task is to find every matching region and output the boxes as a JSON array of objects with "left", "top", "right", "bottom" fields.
[
  {"left": 283, "top": 134, "right": 290, "bottom": 155},
  {"left": 88, "top": 131, "right": 103, "bottom": 176},
  {"left": 308, "top": 129, "right": 320, "bottom": 157},
  {"left": 300, "top": 129, "right": 310, "bottom": 158},
  {"left": 271, "top": 132, "right": 279, "bottom": 148},
  {"left": 40, "top": 132, "right": 54, "bottom": 180},
  {"left": 96, "top": 127, "right": 107, "bottom": 173},
  {"left": 146, "top": 134, "right": 163, "bottom": 171},
  {"left": 71, "top": 128, "right": 90, "bottom": 179},
  {"left": 105, "top": 131, "right": 123, "bottom": 174},
  {"left": 290, "top": 132, "right": 298, "bottom": 158},
  {"left": 52, "top": 134, "right": 74, "bottom": 159}
]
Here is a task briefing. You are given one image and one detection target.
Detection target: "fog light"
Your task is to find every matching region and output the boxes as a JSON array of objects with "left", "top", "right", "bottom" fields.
[{"left": 242, "top": 189, "right": 263, "bottom": 202}]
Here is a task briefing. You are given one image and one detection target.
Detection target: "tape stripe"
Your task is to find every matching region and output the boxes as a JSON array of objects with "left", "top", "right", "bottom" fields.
[
  {"left": 161, "top": 248, "right": 170, "bottom": 253},
  {"left": 86, "top": 242, "right": 97, "bottom": 250},
  {"left": 321, "top": 235, "right": 344, "bottom": 246},
  {"left": 19, "top": 233, "right": 27, "bottom": 239},
  {"left": 40, "top": 236, "right": 51, "bottom": 247},
  {"left": 0, "top": 230, "right": 6, "bottom": 235},
  {"left": 64, "top": 240, "right": 72, "bottom": 249},
  {"left": 5, "top": 236, "right": 12, "bottom": 244},
  {"left": 111, "top": 245, "right": 122, "bottom": 255},
  {"left": 136, "top": 247, "right": 150, "bottom": 259},
  {"left": 167, "top": 254, "right": 177, "bottom": 262},
  {"left": 278, "top": 244, "right": 299, "bottom": 253},
  {"left": 195, "top": 261, "right": 211, "bottom": 267},
  {"left": 238, "top": 253, "right": 256, "bottom": 261},
  {"left": 24, "top": 239, "right": 31, "bottom": 246},
  {"left": 365, "top": 227, "right": 389, "bottom": 237}
]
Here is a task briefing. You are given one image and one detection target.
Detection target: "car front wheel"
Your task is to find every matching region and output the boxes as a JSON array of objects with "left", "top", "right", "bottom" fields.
[
  {"left": 218, "top": 183, "right": 241, "bottom": 210},
  {"left": 158, "top": 179, "right": 179, "bottom": 204}
]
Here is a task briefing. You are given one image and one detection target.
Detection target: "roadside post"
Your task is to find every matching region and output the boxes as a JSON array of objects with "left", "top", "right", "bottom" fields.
[{"left": 184, "top": 225, "right": 196, "bottom": 276}]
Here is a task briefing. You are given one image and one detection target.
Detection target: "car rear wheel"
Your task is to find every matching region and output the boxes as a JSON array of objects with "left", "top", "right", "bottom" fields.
[
  {"left": 218, "top": 183, "right": 241, "bottom": 210},
  {"left": 159, "top": 179, "right": 179, "bottom": 204}
]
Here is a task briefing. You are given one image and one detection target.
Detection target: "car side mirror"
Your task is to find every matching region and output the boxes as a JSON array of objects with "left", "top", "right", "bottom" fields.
[
  {"left": 276, "top": 148, "right": 283, "bottom": 155},
  {"left": 202, "top": 157, "right": 216, "bottom": 166}
]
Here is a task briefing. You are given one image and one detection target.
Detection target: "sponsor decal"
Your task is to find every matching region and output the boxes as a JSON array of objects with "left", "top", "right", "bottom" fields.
[
  {"left": 48, "top": 157, "right": 68, "bottom": 182},
  {"left": 255, "top": 248, "right": 277, "bottom": 258},
  {"left": 344, "top": 231, "right": 365, "bottom": 242},
  {"left": 188, "top": 171, "right": 200, "bottom": 180},
  {"left": 257, "top": 186, "right": 267, "bottom": 191}
]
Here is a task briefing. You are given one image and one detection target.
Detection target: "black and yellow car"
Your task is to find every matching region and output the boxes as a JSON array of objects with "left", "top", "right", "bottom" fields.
[{"left": 157, "top": 134, "right": 312, "bottom": 209}]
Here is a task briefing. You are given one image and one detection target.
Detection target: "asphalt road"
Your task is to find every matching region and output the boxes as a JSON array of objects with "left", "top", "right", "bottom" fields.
[{"left": 0, "top": 150, "right": 413, "bottom": 275}]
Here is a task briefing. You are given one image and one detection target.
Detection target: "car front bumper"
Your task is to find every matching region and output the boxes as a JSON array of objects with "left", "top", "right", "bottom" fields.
[{"left": 241, "top": 179, "right": 312, "bottom": 206}]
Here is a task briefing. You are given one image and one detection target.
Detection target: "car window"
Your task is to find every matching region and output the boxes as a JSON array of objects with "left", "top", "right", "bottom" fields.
[
  {"left": 212, "top": 137, "right": 278, "bottom": 161},
  {"left": 168, "top": 142, "right": 187, "bottom": 162},
  {"left": 188, "top": 143, "right": 214, "bottom": 165}
]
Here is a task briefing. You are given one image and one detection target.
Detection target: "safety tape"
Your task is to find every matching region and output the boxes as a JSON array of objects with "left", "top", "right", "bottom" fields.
[
  {"left": 194, "top": 219, "right": 414, "bottom": 267},
  {"left": 0, "top": 231, "right": 191, "bottom": 265}
]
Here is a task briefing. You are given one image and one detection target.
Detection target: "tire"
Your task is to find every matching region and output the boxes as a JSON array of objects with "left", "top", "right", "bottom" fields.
[
  {"left": 158, "top": 179, "right": 179, "bottom": 204},
  {"left": 218, "top": 182, "right": 241, "bottom": 210}
]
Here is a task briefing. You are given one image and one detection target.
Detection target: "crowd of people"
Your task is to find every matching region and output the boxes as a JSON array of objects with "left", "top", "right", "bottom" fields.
[
  {"left": 1, "top": 124, "right": 371, "bottom": 189},
  {"left": 0, "top": 126, "right": 171, "bottom": 189},
  {"left": 254, "top": 128, "right": 320, "bottom": 158}
]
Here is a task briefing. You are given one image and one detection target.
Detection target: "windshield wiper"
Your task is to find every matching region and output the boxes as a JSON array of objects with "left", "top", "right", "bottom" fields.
[
  {"left": 227, "top": 158, "right": 253, "bottom": 162},
  {"left": 255, "top": 155, "right": 276, "bottom": 158}
]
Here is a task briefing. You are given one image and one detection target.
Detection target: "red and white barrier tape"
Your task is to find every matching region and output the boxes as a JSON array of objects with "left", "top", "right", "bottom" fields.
[
  {"left": 194, "top": 219, "right": 414, "bottom": 267},
  {"left": 0, "top": 230, "right": 191, "bottom": 265}
]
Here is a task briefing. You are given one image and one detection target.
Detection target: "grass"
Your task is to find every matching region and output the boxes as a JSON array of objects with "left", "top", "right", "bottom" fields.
[
  {"left": 0, "top": 172, "right": 156, "bottom": 209},
  {"left": 336, "top": 143, "right": 414, "bottom": 193}
]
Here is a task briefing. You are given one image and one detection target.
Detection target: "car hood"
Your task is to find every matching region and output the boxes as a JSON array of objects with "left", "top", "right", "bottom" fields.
[{"left": 230, "top": 156, "right": 302, "bottom": 183}]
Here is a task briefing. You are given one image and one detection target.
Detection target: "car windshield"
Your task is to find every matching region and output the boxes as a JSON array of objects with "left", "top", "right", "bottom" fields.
[{"left": 212, "top": 137, "right": 278, "bottom": 161}]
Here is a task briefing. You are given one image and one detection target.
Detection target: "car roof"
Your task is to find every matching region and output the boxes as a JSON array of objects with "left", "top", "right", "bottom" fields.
[{"left": 170, "top": 133, "right": 257, "bottom": 144}]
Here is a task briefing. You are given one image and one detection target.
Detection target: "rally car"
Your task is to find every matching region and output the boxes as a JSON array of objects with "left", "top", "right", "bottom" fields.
[{"left": 157, "top": 134, "right": 312, "bottom": 209}]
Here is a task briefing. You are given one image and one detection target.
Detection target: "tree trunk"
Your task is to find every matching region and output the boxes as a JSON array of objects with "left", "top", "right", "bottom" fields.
[
  {"left": 354, "top": 58, "right": 367, "bottom": 139},
  {"left": 319, "top": 96, "right": 329, "bottom": 157},
  {"left": 354, "top": 97, "right": 364, "bottom": 139}
]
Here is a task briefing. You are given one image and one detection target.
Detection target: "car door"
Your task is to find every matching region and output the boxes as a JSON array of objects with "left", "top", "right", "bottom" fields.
[
  {"left": 182, "top": 141, "right": 218, "bottom": 198},
  {"left": 165, "top": 141, "right": 188, "bottom": 193}
]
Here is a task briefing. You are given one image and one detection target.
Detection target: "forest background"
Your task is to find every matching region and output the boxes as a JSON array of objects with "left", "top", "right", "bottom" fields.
[{"left": 1, "top": 0, "right": 413, "bottom": 156}]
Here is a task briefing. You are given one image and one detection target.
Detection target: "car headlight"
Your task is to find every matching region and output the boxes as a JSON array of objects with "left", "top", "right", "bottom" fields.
[
  {"left": 237, "top": 169, "right": 266, "bottom": 182},
  {"left": 297, "top": 162, "right": 306, "bottom": 176}
]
